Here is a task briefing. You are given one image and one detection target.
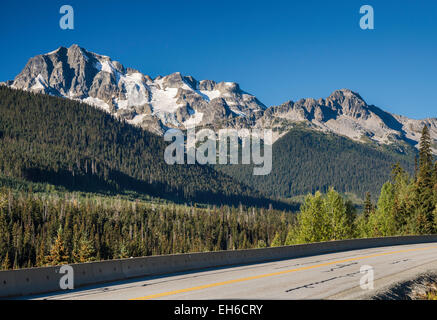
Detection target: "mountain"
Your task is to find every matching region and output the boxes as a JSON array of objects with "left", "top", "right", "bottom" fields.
[
  {"left": 2, "top": 44, "right": 436, "bottom": 153},
  {"left": 0, "top": 86, "right": 286, "bottom": 208},
  {"left": 215, "top": 126, "right": 416, "bottom": 199},
  {"left": 258, "top": 89, "right": 437, "bottom": 153},
  {"left": 3, "top": 44, "right": 266, "bottom": 135}
]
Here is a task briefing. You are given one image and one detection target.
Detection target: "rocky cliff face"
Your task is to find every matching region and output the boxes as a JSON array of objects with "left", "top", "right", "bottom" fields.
[
  {"left": 5, "top": 44, "right": 266, "bottom": 135},
  {"left": 3, "top": 44, "right": 436, "bottom": 152},
  {"left": 257, "top": 89, "right": 437, "bottom": 152}
]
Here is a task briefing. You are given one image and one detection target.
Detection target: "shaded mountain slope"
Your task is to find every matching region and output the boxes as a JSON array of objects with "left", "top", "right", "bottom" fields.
[
  {"left": 0, "top": 86, "right": 279, "bottom": 208},
  {"left": 215, "top": 127, "right": 416, "bottom": 199}
]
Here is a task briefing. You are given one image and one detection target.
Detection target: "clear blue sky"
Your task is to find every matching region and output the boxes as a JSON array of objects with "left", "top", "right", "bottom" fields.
[{"left": 1, "top": 0, "right": 436, "bottom": 119}]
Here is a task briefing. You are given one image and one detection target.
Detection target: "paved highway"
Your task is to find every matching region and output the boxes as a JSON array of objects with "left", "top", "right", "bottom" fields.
[{"left": 26, "top": 242, "right": 437, "bottom": 300}]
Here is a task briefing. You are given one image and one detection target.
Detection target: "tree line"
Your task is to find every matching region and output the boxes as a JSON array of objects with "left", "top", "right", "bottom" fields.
[{"left": 0, "top": 192, "right": 293, "bottom": 270}]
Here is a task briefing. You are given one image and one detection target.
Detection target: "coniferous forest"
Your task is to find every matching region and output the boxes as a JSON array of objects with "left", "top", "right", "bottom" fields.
[
  {"left": 0, "top": 87, "right": 436, "bottom": 270},
  {"left": 0, "top": 86, "right": 278, "bottom": 208},
  {"left": 216, "top": 126, "right": 416, "bottom": 199},
  {"left": 0, "top": 193, "right": 292, "bottom": 269}
]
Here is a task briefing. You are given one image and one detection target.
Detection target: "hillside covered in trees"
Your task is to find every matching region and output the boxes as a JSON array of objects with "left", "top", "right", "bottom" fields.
[
  {"left": 284, "top": 125, "right": 437, "bottom": 245},
  {"left": 216, "top": 127, "right": 416, "bottom": 199},
  {"left": 0, "top": 86, "right": 279, "bottom": 207},
  {"left": 0, "top": 125, "right": 434, "bottom": 270}
]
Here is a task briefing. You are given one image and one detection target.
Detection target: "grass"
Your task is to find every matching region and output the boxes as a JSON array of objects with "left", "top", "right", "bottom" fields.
[
  {"left": 425, "top": 284, "right": 437, "bottom": 300},
  {"left": 415, "top": 283, "right": 437, "bottom": 300}
]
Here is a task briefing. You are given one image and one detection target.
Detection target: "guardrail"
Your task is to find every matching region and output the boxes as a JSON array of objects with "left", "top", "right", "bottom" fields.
[{"left": 1, "top": 234, "right": 437, "bottom": 298}]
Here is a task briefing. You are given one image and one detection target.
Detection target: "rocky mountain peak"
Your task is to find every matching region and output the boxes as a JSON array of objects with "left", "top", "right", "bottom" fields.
[
  {"left": 6, "top": 45, "right": 266, "bottom": 135},
  {"left": 260, "top": 89, "right": 437, "bottom": 151},
  {"left": 326, "top": 89, "right": 368, "bottom": 118}
]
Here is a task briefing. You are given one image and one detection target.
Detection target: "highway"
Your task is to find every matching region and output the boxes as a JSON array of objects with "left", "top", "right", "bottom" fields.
[{"left": 26, "top": 242, "right": 437, "bottom": 300}]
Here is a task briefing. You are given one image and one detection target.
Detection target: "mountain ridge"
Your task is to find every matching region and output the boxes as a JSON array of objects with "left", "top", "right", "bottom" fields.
[{"left": 2, "top": 44, "right": 436, "bottom": 152}]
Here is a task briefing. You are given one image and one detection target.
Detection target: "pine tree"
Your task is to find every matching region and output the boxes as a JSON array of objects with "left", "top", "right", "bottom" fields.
[
  {"left": 414, "top": 155, "right": 419, "bottom": 182},
  {"left": 371, "top": 182, "right": 397, "bottom": 236},
  {"left": 0, "top": 211, "right": 9, "bottom": 262},
  {"left": 36, "top": 241, "right": 46, "bottom": 267},
  {"left": 363, "top": 192, "right": 373, "bottom": 219},
  {"left": 46, "top": 227, "right": 69, "bottom": 265},
  {"left": 390, "top": 163, "right": 413, "bottom": 233},
  {"left": 2, "top": 252, "right": 10, "bottom": 270},
  {"left": 270, "top": 232, "right": 282, "bottom": 247},
  {"left": 432, "top": 162, "right": 437, "bottom": 202},
  {"left": 323, "top": 188, "right": 352, "bottom": 240},
  {"left": 293, "top": 192, "right": 325, "bottom": 243},
  {"left": 414, "top": 125, "right": 435, "bottom": 234},
  {"left": 284, "top": 226, "right": 298, "bottom": 245},
  {"left": 76, "top": 235, "right": 95, "bottom": 263},
  {"left": 13, "top": 252, "right": 18, "bottom": 270},
  {"left": 118, "top": 241, "right": 129, "bottom": 259}
]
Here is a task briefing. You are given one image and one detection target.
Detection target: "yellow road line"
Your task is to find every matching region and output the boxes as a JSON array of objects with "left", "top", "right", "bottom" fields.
[{"left": 131, "top": 245, "right": 437, "bottom": 300}]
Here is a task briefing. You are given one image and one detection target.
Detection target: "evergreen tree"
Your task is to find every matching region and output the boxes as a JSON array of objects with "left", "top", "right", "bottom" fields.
[
  {"left": 291, "top": 189, "right": 353, "bottom": 243},
  {"left": 414, "top": 125, "right": 435, "bottom": 234},
  {"left": 323, "top": 188, "right": 353, "bottom": 240},
  {"left": 1, "top": 252, "right": 10, "bottom": 270},
  {"left": 77, "top": 236, "right": 96, "bottom": 263},
  {"left": 118, "top": 241, "right": 129, "bottom": 259},
  {"left": 270, "top": 232, "right": 282, "bottom": 247},
  {"left": 13, "top": 252, "right": 18, "bottom": 270},
  {"left": 36, "top": 242, "right": 46, "bottom": 267},
  {"left": 293, "top": 192, "right": 325, "bottom": 243},
  {"left": 433, "top": 162, "right": 437, "bottom": 222},
  {"left": 369, "top": 182, "right": 397, "bottom": 237},
  {"left": 0, "top": 210, "right": 9, "bottom": 266},
  {"left": 363, "top": 192, "right": 373, "bottom": 219},
  {"left": 284, "top": 226, "right": 298, "bottom": 245},
  {"left": 47, "top": 227, "right": 69, "bottom": 265},
  {"left": 391, "top": 164, "right": 413, "bottom": 233}
]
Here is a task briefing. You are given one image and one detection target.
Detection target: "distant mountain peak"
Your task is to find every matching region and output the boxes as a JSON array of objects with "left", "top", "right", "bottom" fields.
[{"left": 261, "top": 89, "right": 437, "bottom": 153}]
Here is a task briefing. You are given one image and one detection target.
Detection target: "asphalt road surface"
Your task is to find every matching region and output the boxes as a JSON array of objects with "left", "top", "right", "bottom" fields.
[{"left": 26, "top": 242, "right": 437, "bottom": 300}]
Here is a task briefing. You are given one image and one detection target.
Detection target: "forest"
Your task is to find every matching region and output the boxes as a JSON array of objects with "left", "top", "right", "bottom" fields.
[
  {"left": 216, "top": 126, "right": 416, "bottom": 199},
  {"left": 0, "top": 86, "right": 280, "bottom": 208},
  {"left": 0, "top": 87, "right": 435, "bottom": 270},
  {"left": 0, "top": 126, "right": 435, "bottom": 270},
  {"left": 0, "top": 193, "right": 293, "bottom": 269},
  {"left": 282, "top": 125, "right": 437, "bottom": 245}
]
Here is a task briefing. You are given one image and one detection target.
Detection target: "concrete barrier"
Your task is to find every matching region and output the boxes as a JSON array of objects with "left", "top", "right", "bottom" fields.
[{"left": 1, "top": 234, "right": 436, "bottom": 298}]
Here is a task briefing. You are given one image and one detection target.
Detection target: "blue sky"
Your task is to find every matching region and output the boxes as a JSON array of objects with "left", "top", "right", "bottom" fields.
[{"left": 1, "top": 0, "right": 436, "bottom": 119}]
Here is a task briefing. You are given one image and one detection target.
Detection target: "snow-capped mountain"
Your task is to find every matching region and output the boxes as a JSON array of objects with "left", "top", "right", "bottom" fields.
[
  {"left": 2, "top": 44, "right": 436, "bottom": 151},
  {"left": 3, "top": 44, "right": 266, "bottom": 135}
]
